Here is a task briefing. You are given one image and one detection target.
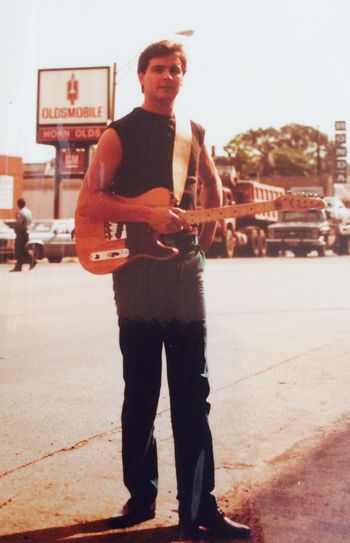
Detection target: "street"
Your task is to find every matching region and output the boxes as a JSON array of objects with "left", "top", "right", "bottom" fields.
[{"left": 1, "top": 254, "right": 350, "bottom": 542}]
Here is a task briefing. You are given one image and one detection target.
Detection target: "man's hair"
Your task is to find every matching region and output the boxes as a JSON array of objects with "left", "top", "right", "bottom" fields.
[
  {"left": 17, "top": 198, "right": 26, "bottom": 208},
  {"left": 137, "top": 40, "right": 187, "bottom": 74}
]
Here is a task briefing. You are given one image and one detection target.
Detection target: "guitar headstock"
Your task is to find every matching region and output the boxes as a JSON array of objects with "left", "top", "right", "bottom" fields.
[{"left": 274, "top": 193, "right": 325, "bottom": 211}]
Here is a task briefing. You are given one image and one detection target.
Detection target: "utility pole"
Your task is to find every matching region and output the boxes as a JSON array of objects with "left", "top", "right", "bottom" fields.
[{"left": 316, "top": 126, "right": 321, "bottom": 176}]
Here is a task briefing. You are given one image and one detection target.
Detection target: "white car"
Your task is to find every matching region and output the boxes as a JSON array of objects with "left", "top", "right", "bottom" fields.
[
  {"left": 323, "top": 196, "right": 350, "bottom": 223},
  {"left": 26, "top": 218, "right": 76, "bottom": 263},
  {"left": 0, "top": 219, "right": 16, "bottom": 262}
]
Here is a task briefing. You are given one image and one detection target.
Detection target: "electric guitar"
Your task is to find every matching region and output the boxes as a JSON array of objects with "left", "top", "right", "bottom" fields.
[{"left": 75, "top": 187, "right": 325, "bottom": 275}]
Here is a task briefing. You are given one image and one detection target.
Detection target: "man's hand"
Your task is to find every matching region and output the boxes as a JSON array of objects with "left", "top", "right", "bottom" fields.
[{"left": 147, "top": 207, "right": 192, "bottom": 234}]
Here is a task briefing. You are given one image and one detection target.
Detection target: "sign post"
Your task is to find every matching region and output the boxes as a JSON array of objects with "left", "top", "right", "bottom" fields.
[
  {"left": 334, "top": 121, "right": 347, "bottom": 184},
  {"left": 37, "top": 66, "right": 110, "bottom": 217}
]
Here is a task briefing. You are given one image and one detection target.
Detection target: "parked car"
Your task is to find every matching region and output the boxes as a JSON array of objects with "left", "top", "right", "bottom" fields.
[
  {"left": 336, "top": 220, "right": 350, "bottom": 255},
  {"left": 3, "top": 219, "right": 16, "bottom": 230},
  {"left": 322, "top": 197, "right": 350, "bottom": 255},
  {"left": 26, "top": 218, "right": 76, "bottom": 263},
  {"left": 0, "top": 219, "right": 16, "bottom": 262},
  {"left": 266, "top": 208, "right": 337, "bottom": 257},
  {"left": 323, "top": 196, "right": 350, "bottom": 223}
]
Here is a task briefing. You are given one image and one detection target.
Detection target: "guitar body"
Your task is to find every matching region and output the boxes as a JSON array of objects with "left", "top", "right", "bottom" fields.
[{"left": 75, "top": 187, "right": 179, "bottom": 275}]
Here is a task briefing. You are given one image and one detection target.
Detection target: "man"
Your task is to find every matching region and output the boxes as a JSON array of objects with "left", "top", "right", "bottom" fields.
[
  {"left": 75, "top": 40, "right": 250, "bottom": 539},
  {"left": 10, "top": 198, "right": 36, "bottom": 272}
]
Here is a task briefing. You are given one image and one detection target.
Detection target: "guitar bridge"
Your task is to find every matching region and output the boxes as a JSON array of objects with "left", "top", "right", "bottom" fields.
[{"left": 90, "top": 248, "right": 130, "bottom": 261}]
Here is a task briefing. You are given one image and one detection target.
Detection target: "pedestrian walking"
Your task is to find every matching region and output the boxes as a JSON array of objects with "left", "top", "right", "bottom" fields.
[{"left": 10, "top": 198, "right": 36, "bottom": 272}]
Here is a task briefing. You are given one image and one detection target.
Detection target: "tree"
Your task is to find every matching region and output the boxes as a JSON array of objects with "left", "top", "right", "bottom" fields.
[
  {"left": 273, "top": 148, "right": 309, "bottom": 176},
  {"left": 224, "top": 124, "right": 335, "bottom": 177}
]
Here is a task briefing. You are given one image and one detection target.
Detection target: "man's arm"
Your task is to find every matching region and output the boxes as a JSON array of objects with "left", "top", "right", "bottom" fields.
[
  {"left": 198, "top": 144, "right": 223, "bottom": 252},
  {"left": 15, "top": 210, "right": 27, "bottom": 233},
  {"left": 76, "top": 128, "right": 189, "bottom": 233}
]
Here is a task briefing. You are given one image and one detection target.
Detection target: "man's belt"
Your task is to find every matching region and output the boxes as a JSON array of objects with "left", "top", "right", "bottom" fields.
[{"left": 160, "top": 231, "right": 199, "bottom": 250}]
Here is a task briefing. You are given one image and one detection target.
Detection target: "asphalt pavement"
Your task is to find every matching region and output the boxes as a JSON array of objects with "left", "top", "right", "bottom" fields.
[{"left": 1, "top": 255, "right": 350, "bottom": 543}]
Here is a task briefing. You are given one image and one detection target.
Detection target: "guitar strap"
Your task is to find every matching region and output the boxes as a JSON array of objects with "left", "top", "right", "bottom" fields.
[
  {"left": 115, "top": 115, "right": 192, "bottom": 239},
  {"left": 172, "top": 115, "right": 193, "bottom": 205}
]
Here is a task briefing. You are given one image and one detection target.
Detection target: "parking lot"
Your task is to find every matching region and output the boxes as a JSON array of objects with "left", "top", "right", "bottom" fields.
[{"left": 1, "top": 255, "right": 350, "bottom": 542}]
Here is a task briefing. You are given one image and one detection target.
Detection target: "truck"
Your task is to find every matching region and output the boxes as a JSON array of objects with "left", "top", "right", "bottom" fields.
[
  {"left": 208, "top": 158, "right": 285, "bottom": 257},
  {"left": 266, "top": 207, "right": 336, "bottom": 257},
  {"left": 265, "top": 187, "right": 350, "bottom": 257}
]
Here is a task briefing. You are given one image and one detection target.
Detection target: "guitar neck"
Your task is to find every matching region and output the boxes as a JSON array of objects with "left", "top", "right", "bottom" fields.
[{"left": 183, "top": 200, "right": 276, "bottom": 225}]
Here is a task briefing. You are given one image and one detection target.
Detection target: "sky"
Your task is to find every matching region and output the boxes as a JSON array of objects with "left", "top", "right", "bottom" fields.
[{"left": 1, "top": 0, "right": 350, "bottom": 163}]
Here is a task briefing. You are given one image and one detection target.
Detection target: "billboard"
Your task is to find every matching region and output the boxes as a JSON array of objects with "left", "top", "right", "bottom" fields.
[{"left": 37, "top": 67, "right": 110, "bottom": 144}]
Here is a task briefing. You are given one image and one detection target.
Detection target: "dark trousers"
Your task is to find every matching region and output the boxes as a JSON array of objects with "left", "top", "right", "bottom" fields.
[
  {"left": 113, "top": 243, "right": 215, "bottom": 521},
  {"left": 14, "top": 232, "right": 32, "bottom": 270}
]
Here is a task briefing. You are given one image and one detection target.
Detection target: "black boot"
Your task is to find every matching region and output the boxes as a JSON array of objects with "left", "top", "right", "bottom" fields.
[
  {"left": 108, "top": 498, "right": 156, "bottom": 529},
  {"left": 179, "top": 495, "right": 250, "bottom": 539},
  {"left": 197, "top": 496, "right": 250, "bottom": 538}
]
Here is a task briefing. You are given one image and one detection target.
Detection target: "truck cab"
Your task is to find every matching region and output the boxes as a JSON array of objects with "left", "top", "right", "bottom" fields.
[{"left": 266, "top": 208, "right": 336, "bottom": 257}]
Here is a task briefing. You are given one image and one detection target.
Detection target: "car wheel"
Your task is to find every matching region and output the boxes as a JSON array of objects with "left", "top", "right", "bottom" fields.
[
  {"left": 293, "top": 248, "right": 308, "bottom": 257},
  {"left": 225, "top": 230, "right": 235, "bottom": 258},
  {"left": 266, "top": 244, "right": 279, "bottom": 257},
  {"left": 247, "top": 229, "right": 260, "bottom": 257},
  {"left": 258, "top": 229, "right": 267, "bottom": 257},
  {"left": 337, "top": 236, "right": 349, "bottom": 255},
  {"left": 317, "top": 246, "right": 326, "bottom": 257},
  {"left": 48, "top": 256, "right": 63, "bottom": 263}
]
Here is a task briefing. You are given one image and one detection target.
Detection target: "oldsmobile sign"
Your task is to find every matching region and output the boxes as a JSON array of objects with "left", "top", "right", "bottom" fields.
[{"left": 37, "top": 66, "right": 110, "bottom": 144}]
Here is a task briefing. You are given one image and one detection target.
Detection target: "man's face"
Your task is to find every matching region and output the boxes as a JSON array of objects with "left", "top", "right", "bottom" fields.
[{"left": 138, "top": 53, "right": 184, "bottom": 103}]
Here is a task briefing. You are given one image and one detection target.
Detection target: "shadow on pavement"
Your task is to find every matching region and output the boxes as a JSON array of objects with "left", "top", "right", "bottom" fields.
[
  {"left": 0, "top": 522, "right": 178, "bottom": 543},
  {"left": 0, "top": 518, "right": 257, "bottom": 543},
  {"left": 248, "top": 419, "right": 350, "bottom": 543},
  {"left": 4, "top": 423, "right": 350, "bottom": 543}
]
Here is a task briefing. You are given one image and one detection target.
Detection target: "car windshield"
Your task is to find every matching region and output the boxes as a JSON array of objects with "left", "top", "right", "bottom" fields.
[
  {"left": 324, "top": 197, "right": 344, "bottom": 208},
  {"left": 31, "top": 221, "right": 53, "bottom": 232},
  {"left": 281, "top": 210, "right": 325, "bottom": 222}
]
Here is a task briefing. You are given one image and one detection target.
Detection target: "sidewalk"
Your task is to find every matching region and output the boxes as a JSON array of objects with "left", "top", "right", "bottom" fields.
[
  {"left": 1, "top": 417, "right": 350, "bottom": 543},
  {"left": 1, "top": 259, "right": 350, "bottom": 542}
]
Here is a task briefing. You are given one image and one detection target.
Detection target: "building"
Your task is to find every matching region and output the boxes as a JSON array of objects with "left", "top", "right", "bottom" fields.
[
  {"left": 23, "top": 161, "right": 81, "bottom": 218},
  {"left": 0, "top": 155, "right": 23, "bottom": 219}
]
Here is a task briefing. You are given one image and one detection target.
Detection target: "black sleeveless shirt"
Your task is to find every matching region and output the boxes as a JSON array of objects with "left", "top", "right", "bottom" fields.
[{"left": 107, "top": 107, "right": 205, "bottom": 210}]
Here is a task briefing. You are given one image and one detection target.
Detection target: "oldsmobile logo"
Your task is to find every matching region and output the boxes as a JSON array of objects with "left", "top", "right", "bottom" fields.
[{"left": 67, "top": 73, "right": 78, "bottom": 105}]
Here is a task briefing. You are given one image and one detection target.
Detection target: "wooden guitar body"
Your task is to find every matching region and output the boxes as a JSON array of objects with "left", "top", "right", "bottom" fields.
[{"left": 75, "top": 188, "right": 178, "bottom": 275}]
